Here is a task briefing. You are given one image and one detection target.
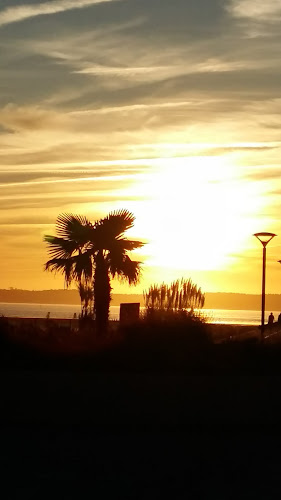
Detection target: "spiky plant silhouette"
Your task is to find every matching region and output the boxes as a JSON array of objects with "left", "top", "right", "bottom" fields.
[{"left": 144, "top": 278, "right": 205, "bottom": 312}]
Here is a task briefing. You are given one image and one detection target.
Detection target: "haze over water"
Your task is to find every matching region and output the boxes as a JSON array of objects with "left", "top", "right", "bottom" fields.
[{"left": 0, "top": 302, "right": 278, "bottom": 326}]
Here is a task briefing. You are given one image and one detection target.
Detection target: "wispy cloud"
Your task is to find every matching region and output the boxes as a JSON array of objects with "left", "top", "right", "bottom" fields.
[
  {"left": 1, "top": 0, "right": 281, "bottom": 291},
  {"left": 74, "top": 59, "right": 273, "bottom": 82},
  {"left": 0, "top": 0, "right": 121, "bottom": 27},
  {"left": 229, "top": 0, "right": 281, "bottom": 20}
]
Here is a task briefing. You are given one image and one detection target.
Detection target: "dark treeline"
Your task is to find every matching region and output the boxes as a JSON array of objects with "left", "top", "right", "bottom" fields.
[
  {"left": 0, "top": 289, "right": 144, "bottom": 306},
  {"left": 1, "top": 289, "right": 281, "bottom": 310}
]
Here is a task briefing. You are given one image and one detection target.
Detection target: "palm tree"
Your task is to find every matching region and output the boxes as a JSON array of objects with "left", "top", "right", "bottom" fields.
[{"left": 44, "top": 210, "right": 143, "bottom": 333}]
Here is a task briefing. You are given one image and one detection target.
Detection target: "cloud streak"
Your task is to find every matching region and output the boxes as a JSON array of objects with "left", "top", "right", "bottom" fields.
[
  {"left": 1, "top": 0, "right": 281, "bottom": 291},
  {"left": 0, "top": 0, "right": 121, "bottom": 27},
  {"left": 229, "top": 0, "right": 281, "bottom": 21}
]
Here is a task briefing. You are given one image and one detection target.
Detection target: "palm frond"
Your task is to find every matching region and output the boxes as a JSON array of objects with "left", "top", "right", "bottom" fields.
[
  {"left": 44, "top": 257, "right": 74, "bottom": 285},
  {"left": 44, "top": 235, "right": 78, "bottom": 259},
  {"left": 72, "top": 250, "right": 93, "bottom": 283},
  {"left": 45, "top": 250, "right": 93, "bottom": 285},
  {"left": 116, "top": 238, "right": 144, "bottom": 251},
  {"left": 56, "top": 213, "right": 94, "bottom": 244},
  {"left": 106, "top": 238, "right": 144, "bottom": 256},
  {"left": 109, "top": 254, "right": 142, "bottom": 285},
  {"left": 94, "top": 209, "right": 136, "bottom": 241}
]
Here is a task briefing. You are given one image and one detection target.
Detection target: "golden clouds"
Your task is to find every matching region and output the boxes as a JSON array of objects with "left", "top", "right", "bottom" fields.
[
  {"left": 0, "top": 0, "right": 121, "bottom": 27},
  {"left": 0, "top": 0, "right": 281, "bottom": 291},
  {"left": 229, "top": 0, "right": 281, "bottom": 20}
]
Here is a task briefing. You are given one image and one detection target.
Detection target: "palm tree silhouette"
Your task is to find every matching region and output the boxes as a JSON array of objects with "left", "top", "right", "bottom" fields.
[{"left": 44, "top": 210, "right": 143, "bottom": 333}]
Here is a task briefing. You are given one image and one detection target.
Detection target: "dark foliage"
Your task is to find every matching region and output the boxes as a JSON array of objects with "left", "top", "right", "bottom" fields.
[
  {"left": 144, "top": 278, "right": 205, "bottom": 312},
  {"left": 44, "top": 209, "right": 143, "bottom": 334}
]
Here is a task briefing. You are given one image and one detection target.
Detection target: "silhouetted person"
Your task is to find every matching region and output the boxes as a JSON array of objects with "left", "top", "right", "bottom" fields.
[
  {"left": 268, "top": 312, "right": 274, "bottom": 327},
  {"left": 278, "top": 313, "right": 281, "bottom": 324}
]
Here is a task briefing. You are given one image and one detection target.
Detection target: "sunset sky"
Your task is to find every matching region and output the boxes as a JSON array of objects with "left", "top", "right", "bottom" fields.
[{"left": 0, "top": 0, "right": 281, "bottom": 294}]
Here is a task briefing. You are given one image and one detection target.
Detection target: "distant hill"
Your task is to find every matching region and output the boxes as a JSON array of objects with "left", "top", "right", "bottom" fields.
[
  {"left": 204, "top": 293, "right": 281, "bottom": 312},
  {"left": 1, "top": 289, "right": 281, "bottom": 311},
  {"left": 0, "top": 289, "right": 144, "bottom": 306}
]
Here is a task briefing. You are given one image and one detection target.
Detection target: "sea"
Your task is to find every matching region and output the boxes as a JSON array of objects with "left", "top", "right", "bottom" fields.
[{"left": 0, "top": 302, "right": 279, "bottom": 325}]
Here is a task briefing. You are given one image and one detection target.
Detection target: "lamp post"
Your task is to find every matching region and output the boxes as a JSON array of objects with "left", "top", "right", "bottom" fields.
[{"left": 254, "top": 232, "right": 276, "bottom": 342}]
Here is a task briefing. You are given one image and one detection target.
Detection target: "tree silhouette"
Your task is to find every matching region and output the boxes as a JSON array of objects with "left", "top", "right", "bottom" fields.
[{"left": 44, "top": 210, "right": 143, "bottom": 333}]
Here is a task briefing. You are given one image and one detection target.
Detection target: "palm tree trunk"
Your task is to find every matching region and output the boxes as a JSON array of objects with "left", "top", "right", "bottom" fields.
[{"left": 94, "top": 251, "right": 111, "bottom": 334}]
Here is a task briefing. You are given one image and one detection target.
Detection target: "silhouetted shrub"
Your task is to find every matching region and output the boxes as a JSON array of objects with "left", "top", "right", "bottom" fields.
[
  {"left": 0, "top": 316, "right": 13, "bottom": 347},
  {"left": 120, "top": 310, "right": 210, "bottom": 351},
  {"left": 144, "top": 278, "right": 205, "bottom": 311}
]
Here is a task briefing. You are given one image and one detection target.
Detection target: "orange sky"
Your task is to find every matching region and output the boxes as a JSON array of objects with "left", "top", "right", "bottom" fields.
[{"left": 0, "top": 0, "right": 281, "bottom": 294}]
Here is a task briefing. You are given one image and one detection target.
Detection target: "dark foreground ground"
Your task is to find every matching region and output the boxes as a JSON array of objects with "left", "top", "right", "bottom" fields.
[
  {"left": 2, "top": 372, "right": 281, "bottom": 498},
  {"left": 2, "top": 321, "right": 281, "bottom": 498}
]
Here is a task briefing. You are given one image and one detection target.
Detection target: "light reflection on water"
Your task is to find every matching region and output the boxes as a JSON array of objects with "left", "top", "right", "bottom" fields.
[
  {"left": 202, "top": 308, "right": 280, "bottom": 326},
  {"left": 0, "top": 302, "right": 279, "bottom": 326}
]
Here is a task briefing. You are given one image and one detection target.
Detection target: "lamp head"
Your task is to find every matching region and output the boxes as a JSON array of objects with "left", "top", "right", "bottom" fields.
[{"left": 254, "top": 232, "right": 276, "bottom": 246}]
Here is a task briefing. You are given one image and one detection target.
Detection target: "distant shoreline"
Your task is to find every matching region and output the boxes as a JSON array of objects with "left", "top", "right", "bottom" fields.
[
  {"left": 0, "top": 299, "right": 279, "bottom": 312},
  {"left": 0, "top": 303, "right": 275, "bottom": 327},
  {"left": 1, "top": 289, "right": 281, "bottom": 311}
]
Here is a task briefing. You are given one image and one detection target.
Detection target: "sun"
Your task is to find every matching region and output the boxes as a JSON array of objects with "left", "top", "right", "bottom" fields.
[{"left": 118, "top": 155, "right": 265, "bottom": 272}]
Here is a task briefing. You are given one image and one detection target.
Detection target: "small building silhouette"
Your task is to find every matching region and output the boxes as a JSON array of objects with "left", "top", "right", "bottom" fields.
[{"left": 120, "top": 303, "right": 140, "bottom": 325}]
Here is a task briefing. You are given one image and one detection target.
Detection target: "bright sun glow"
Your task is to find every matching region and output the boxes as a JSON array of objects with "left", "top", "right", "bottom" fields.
[{"left": 115, "top": 156, "right": 266, "bottom": 273}]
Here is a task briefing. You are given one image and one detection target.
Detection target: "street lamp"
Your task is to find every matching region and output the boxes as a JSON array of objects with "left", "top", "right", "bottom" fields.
[{"left": 254, "top": 232, "right": 276, "bottom": 342}]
